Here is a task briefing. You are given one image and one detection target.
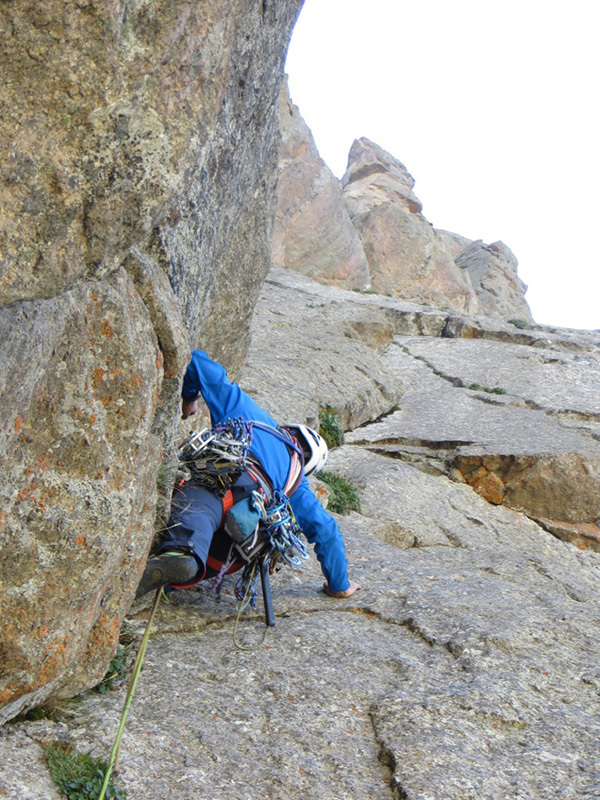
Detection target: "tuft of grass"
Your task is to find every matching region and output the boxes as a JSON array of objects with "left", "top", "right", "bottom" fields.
[
  {"left": 95, "top": 645, "right": 129, "bottom": 694},
  {"left": 10, "top": 705, "right": 59, "bottom": 724},
  {"left": 318, "top": 471, "right": 361, "bottom": 515},
  {"left": 468, "top": 383, "right": 507, "bottom": 395},
  {"left": 508, "top": 318, "right": 528, "bottom": 329},
  {"left": 43, "top": 742, "right": 127, "bottom": 800},
  {"left": 319, "top": 405, "right": 345, "bottom": 449},
  {"left": 393, "top": 343, "right": 452, "bottom": 379}
]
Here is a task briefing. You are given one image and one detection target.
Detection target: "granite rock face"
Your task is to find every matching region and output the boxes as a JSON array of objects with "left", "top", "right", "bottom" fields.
[
  {"left": 454, "top": 238, "right": 534, "bottom": 323},
  {"left": 1, "top": 8, "right": 598, "bottom": 798},
  {"left": 274, "top": 120, "right": 534, "bottom": 323},
  {"left": 341, "top": 138, "right": 531, "bottom": 322},
  {"left": 247, "top": 270, "right": 600, "bottom": 550},
  {"left": 349, "top": 334, "right": 600, "bottom": 550},
  {"left": 3, "top": 270, "right": 599, "bottom": 800},
  {"left": 0, "top": 0, "right": 302, "bottom": 721},
  {"left": 239, "top": 268, "right": 408, "bottom": 430},
  {"left": 272, "top": 81, "right": 369, "bottom": 289}
]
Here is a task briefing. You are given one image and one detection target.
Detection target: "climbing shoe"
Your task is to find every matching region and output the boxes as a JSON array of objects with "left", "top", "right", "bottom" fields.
[{"left": 135, "top": 551, "right": 199, "bottom": 599}]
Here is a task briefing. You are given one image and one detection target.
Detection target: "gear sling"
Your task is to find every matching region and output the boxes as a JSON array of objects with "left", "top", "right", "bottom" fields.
[{"left": 173, "top": 419, "right": 308, "bottom": 626}]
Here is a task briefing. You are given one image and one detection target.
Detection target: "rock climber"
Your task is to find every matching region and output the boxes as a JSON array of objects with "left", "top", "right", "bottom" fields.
[{"left": 136, "top": 350, "right": 361, "bottom": 600}]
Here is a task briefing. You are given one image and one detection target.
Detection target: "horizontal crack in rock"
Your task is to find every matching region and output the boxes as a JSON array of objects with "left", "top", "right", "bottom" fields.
[{"left": 352, "top": 436, "right": 475, "bottom": 450}]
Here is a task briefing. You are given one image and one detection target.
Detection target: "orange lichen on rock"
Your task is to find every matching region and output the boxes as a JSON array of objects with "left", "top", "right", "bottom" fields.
[
  {"left": 91, "top": 367, "right": 106, "bottom": 388},
  {"left": 468, "top": 469, "right": 506, "bottom": 505}
]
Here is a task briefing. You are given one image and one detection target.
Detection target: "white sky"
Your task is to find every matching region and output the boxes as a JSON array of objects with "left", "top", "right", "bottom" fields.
[{"left": 285, "top": 0, "right": 599, "bottom": 330}]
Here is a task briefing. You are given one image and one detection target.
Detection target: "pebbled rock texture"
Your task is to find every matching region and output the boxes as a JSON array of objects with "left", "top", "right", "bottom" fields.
[
  {"left": 0, "top": 0, "right": 302, "bottom": 720},
  {"left": 2, "top": 272, "right": 598, "bottom": 799}
]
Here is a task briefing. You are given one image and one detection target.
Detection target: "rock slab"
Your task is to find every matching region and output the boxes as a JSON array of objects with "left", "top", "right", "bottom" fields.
[{"left": 3, "top": 270, "right": 598, "bottom": 799}]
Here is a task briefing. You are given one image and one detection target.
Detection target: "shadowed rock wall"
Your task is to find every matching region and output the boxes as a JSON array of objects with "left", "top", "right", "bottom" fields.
[{"left": 0, "top": 0, "right": 302, "bottom": 722}]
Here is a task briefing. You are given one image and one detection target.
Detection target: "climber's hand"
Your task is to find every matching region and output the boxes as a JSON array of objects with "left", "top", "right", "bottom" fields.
[{"left": 182, "top": 399, "right": 198, "bottom": 420}]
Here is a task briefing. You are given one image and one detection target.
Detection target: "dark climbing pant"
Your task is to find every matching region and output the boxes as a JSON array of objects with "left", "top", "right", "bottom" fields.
[
  {"left": 158, "top": 483, "right": 222, "bottom": 583},
  {"left": 158, "top": 472, "right": 258, "bottom": 585}
]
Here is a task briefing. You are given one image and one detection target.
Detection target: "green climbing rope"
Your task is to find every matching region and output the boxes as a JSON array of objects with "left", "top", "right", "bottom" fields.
[{"left": 97, "top": 587, "right": 162, "bottom": 800}]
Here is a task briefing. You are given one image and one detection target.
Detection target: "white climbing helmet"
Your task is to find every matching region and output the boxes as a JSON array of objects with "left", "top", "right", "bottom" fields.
[{"left": 287, "top": 424, "right": 328, "bottom": 476}]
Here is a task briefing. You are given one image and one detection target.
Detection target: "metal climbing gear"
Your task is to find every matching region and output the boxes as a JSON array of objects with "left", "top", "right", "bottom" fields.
[
  {"left": 179, "top": 418, "right": 253, "bottom": 464},
  {"left": 177, "top": 419, "right": 309, "bottom": 631}
]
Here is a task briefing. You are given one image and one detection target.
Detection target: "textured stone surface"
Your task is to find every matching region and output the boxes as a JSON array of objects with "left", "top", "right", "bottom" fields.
[
  {"left": 275, "top": 132, "right": 535, "bottom": 324},
  {"left": 3, "top": 455, "right": 598, "bottom": 800},
  {"left": 455, "top": 239, "right": 534, "bottom": 323},
  {"left": 341, "top": 138, "right": 479, "bottom": 313},
  {"left": 0, "top": 725, "right": 61, "bottom": 799},
  {"left": 346, "top": 328, "right": 600, "bottom": 549},
  {"left": 0, "top": 0, "right": 302, "bottom": 720},
  {"left": 1, "top": 271, "right": 600, "bottom": 798},
  {"left": 251, "top": 270, "right": 600, "bottom": 549},
  {"left": 239, "top": 267, "right": 448, "bottom": 429},
  {"left": 272, "top": 81, "right": 369, "bottom": 289},
  {"left": 0, "top": 271, "right": 163, "bottom": 719},
  {"left": 2, "top": 10, "right": 600, "bottom": 797}
]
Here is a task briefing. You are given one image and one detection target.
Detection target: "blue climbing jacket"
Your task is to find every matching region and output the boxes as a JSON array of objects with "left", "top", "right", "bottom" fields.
[{"left": 182, "top": 350, "right": 350, "bottom": 593}]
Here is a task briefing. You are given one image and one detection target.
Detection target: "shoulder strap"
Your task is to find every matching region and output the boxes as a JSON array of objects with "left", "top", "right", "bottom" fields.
[
  {"left": 249, "top": 421, "right": 304, "bottom": 459},
  {"left": 249, "top": 420, "right": 305, "bottom": 497}
]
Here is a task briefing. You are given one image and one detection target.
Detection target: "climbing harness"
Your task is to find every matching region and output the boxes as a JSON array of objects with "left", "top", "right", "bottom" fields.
[{"left": 177, "top": 419, "right": 309, "bottom": 630}]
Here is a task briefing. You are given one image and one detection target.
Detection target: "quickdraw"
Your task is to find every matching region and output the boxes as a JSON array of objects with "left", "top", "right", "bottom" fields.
[
  {"left": 178, "top": 418, "right": 253, "bottom": 465},
  {"left": 177, "top": 420, "right": 310, "bottom": 632}
]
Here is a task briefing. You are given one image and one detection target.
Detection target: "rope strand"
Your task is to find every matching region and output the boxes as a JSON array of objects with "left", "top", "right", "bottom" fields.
[{"left": 97, "top": 587, "right": 162, "bottom": 800}]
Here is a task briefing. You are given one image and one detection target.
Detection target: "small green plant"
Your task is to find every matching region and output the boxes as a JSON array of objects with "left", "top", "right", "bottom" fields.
[
  {"left": 392, "top": 343, "right": 451, "bottom": 379},
  {"left": 96, "top": 645, "right": 129, "bottom": 693},
  {"left": 468, "top": 383, "right": 507, "bottom": 395},
  {"left": 394, "top": 342, "right": 410, "bottom": 354},
  {"left": 10, "top": 705, "right": 58, "bottom": 724},
  {"left": 319, "top": 405, "right": 345, "bottom": 449},
  {"left": 318, "top": 471, "right": 361, "bottom": 515},
  {"left": 43, "top": 742, "right": 127, "bottom": 800},
  {"left": 508, "top": 318, "right": 528, "bottom": 329}
]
